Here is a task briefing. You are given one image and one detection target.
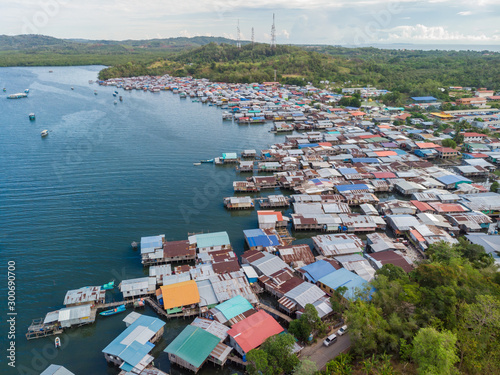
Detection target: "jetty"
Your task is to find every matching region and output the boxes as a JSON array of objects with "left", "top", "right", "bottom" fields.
[{"left": 26, "top": 319, "right": 63, "bottom": 340}]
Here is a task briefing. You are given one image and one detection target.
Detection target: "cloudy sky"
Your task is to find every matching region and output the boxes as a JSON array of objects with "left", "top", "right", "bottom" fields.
[{"left": 3, "top": 0, "right": 500, "bottom": 46}]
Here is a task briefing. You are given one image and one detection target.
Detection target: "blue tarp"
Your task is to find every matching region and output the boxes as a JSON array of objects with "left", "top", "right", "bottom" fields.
[
  {"left": 336, "top": 184, "right": 370, "bottom": 192},
  {"left": 411, "top": 96, "right": 437, "bottom": 101},
  {"left": 351, "top": 158, "right": 380, "bottom": 163}
]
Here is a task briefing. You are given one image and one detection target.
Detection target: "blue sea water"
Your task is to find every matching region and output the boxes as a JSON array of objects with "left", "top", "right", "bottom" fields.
[{"left": 0, "top": 66, "right": 290, "bottom": 375}]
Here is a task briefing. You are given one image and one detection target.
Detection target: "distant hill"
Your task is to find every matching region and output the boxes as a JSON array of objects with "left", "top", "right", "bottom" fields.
[{"left": 0, "top": 34, "right": 246, "bottom": 67}]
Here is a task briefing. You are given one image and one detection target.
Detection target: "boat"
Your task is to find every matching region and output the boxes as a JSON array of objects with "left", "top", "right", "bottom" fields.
[
  {"left": 41, "top": 130, "right": 49, "bottom": 137},
  {"left": 3, "top": 88, "right": 6, "bottom": 92},
  {"left": 113, "top": 93, "right": 117, "bottom": 97},
  {"left": 134, "top": 298, "right": 145, "bottom": 308},
  {"left": 131, "top": 241, "right": 138, "bottom": 249},
  {"left": 119, "top": 96, "right": 123, "bottom": 102},
  {"left": 200, "top": 159, "right": 214, "bottom": 163},
  {"left": 99, "top": 304, "right": 126, "bottom": 316},
  {"left": 29, "top": 113, "right": 35, "bottom": 121},
  {"left": 71, "top": 87, "right": 74, "bottom": 90},
  {"left": 94, "top": 91, "right": 98, "bottom": 95},
  {"left": 49, "top": 70, "right": 53, "bottom": 73},
  {"left": 102, "top": 280, "right": 115, "bottom": 290},
  {"left": 193, "top": 162, "right": 202, "bottom": 166},
  {"left": 114, "top": 100, "right": 118, "bottom": 105},
  {"left": 55, "top": 337, "right": 61, "bottom": 348},
  {"left": 24, "top": 89, "right": 29, "bottom": 93},
  {"left": 7, "top": 93, "right": 28, "bottom": 99}
]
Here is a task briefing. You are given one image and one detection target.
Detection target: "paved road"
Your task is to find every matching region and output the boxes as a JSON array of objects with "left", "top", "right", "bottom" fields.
[{"left": 300, "top": 333, "right": 351, "bottom": 371}]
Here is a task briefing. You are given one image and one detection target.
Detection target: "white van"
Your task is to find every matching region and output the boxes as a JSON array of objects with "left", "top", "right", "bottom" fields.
[
  {"left": 323, "top": 333, "right": 337, "bottom": 347},
  {"left": 337, "top": 325, "right": 348, "bottom": 336}
]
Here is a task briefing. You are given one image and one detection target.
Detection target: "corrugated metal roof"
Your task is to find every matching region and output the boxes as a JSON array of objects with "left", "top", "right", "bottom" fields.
[
  {"left": 300, "top": 260, "right": 337, "bottom": 283},
  {"left": 317, "top": 268, "right": 369, "bottom": 300},
  {"left": 213, "top": 295, "right": 253, "bottom": 320},
  {"left": 191, "top": 317, "right": 230, "bottom": 341},
  {"left": 102, "top": 314, "right": 165, "bottom": 369},
  {"left": 251, "top": 252, "right": 290, "bottom": 276},
  {"left": 160, "top": 280, "right": 200, "bottom": 310},
  {"left": 227, "top": 310, "right": 284, "bottom": 353},
  {"left": 196, "top": 232, "right": 231, "bottom": 249},
  {"left": 40, "top": 365, "right": 75, "bottom": 375},
  {"left": 164, "top": 325, "right": 220, "bottom": 368},
  {"left": 285, "top": 282, "right": 325, "bottom": 308}
]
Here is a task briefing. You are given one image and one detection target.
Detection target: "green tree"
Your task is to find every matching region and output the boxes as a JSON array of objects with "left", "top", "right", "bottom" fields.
[
  {"left": 293, "top": 359, "right": 318, "bottom": 375},
  {"left": 441, "top": 138, "right": 457, "bottom": 149},
  {"left": 375, "top": 264, "right": 408, "bottom": 282},
  {"left": 490, "top": 180, "right": 499, "bottom": 193},
  {"left": 411, "top": 327, "right": 459, "bottom": 375},
  {"left": 261, "top": 333, "right": 300, "bottom": 374},
  {"left": 326, "top": 353, "right": 353, "bottom": 375},
  {"left": 246, "top": 349, "right": 275, "bottom": 375}
]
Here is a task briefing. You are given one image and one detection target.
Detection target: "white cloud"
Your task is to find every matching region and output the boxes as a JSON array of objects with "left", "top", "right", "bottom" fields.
[
  {"left": 457, "top": 11, "right": 472, "bottom": 16},
  {"left": 280, "top": 29, "right": 290, "bottom": 39},
  {"left": 384, "top": 24, "right": 500, "bottom": 42}
]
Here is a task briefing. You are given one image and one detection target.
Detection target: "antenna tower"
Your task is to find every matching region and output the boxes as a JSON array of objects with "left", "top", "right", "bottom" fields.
[
  {"left": 251, "top": 27, "right": 255, "bottom": 46},
  {"left": 237, "top": 20, "right": 241, "bottom": 48},
  {"left": 271, "top": 13, "right": 276, "bottom": 48}
]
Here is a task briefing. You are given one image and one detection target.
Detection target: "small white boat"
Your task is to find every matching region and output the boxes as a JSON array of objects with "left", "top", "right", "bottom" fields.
[
  {"left": 41, "top": 130, "right": 49, "bottom": 137},
  {"left": 193, "top": 162, "right": 201, "bottom": 166},
  {"left": 114, "top": 100, "right": 118, "bottom": 105},
  {"left": 55, "top": 337, "right": 61, "bottom": 348},
  {"left": 71, "top": 87, "right": 74, "bottom": 90}
]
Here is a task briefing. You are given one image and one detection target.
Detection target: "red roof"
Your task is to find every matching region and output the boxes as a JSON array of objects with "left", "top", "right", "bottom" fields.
[
  {"left": 463, "top": 132, "right": 487, "bottom": 137},
  {"left": 227, "top": 310, "right": 284, "bottom": 353},
  {"left": 372, "top": 172, "right": 397, "bottom": 179},
  {"left": 415, "top": 142, "right": 439, "bottom": 149},
  {"left": 410, "top": 200, "right": 433, "bottom": 212},
  {"left": 318, "top": 142, "right": 332, "bottom": 147},
  {"left": 359, "top": 134, "right": 378, "bottom": 139},
  {"left": 429, "top": 202, "right": 467, "bottom": 213},
  {"left": 435, "top": 147, "right": 458, "bottom": 153},
  {"left": 257, "top": 210, "right": 284, "bottom": 221}
]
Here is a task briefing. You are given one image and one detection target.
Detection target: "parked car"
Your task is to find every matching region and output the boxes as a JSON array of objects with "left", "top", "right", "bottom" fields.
[
  {"left": 336, "top": 325, "right": 348, "bottom": 336},
  {"left": 323, "top": 333, "right": 337, "bottom": 347}
]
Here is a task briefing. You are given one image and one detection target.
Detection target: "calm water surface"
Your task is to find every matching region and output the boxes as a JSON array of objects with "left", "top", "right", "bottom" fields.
[{"left": 0, "top": 66, "right": 293, "bottom": 375}]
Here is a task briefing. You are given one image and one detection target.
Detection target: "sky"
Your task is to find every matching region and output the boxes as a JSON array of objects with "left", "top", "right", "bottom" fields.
[{"left": 2, "top": 0, "right": 500, "bottom": 47}]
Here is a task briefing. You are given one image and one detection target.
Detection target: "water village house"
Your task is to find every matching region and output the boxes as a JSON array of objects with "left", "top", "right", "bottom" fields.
[
  {"left": 190, "top": 232, "right": 232, "bottom": 253},
  {"left": 206, "top": 295, "right": 255, "bottom": 326},
  {"left": 41, "top": 365, "right": 75, "bottom": 375},
  {"left": 120, "top": 277, "right": 156, "bottom": 299},
  {"left": 140, "top": 235, "right": 165, "bottom": 265},
  {"left": 316, "top": 268, "right": 369, "bottom": 300},
  {"left": 102, "top": 313, "right": 165, "bottom": 374},
  {"left": 227, "top": 310, "right": 284, "bottom": 357},
  {"left": 157, "top": 280, "right": 200, "bottom": 312},
  {"left": 43, "top": 304, "right": 95, "bottom": 329},
  {"left": 63, "top": 286, "right": 105, "bottom": 307},
  {"left": 312, "top": 233, "right": 365, "bottom": 257}
]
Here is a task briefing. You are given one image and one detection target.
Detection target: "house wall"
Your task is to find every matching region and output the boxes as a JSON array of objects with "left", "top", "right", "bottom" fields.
[{"left": 168, "top": 353, "right": 202, "bottom": 373}]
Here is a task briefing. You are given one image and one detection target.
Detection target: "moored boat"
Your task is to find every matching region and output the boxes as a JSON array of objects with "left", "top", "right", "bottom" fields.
[
  {"left": 99, "top": 304, "right": 126, "bottom": 316},
  {"left": 55, "top": 337, "right": 61, "bottom": 348},
  {"left": 200, "top": 159, "right": 214, "bottom": 163},
  {"left": 102, "top": 280, "right": 115, "bottom": 290},
  {"left": 193, "top": 162, "right": 202, "bottom": 166},
  {"left": 7, "top": 93, "right": 28, "bottom": 99},
  {"left": 29, "top": 113, "right": 35, "bottom": 121},
  {"left": 41, "top": 130, "right": 49, "bottom": 137}
]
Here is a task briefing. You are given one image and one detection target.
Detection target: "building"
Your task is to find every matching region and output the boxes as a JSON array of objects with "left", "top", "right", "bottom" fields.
[
  {"left": 312, "top": 233, "right": 364, "bottom": 257},
  {"left": 435, "top": 147, "right": 460, "bottom": 159},
  {"left": 465, "top": 233, "right": 500, "bottom": 265},
  {"left": 164, "top": 325, "right": 225, "bottom": 373},
  {"left": 158, "top": 280, "right": 200, "bottom": 311},
  {"left": 334, "top": 254, "right": 376, "bottom": 282},
  {"left": 120, "top": 277, "right": 156, "bottom": 299},
  {"left": 41, "top": 365, "right": 75, "bottom": 375},
  {"left": 163, "top": 240, "right": 195, "bottom": 262},
  {"left": 247, "top": 251, "right": 291, "bottom": 277},
  {"left": 207, "top": 295, "right": 255, "bottom": 325},
  {"left": 140, "top": 235, "right": 165, "bottom": 264},
  {"left": 102, "top": 313, "right": 165, "bottom": 374},
  {"left": 456, "top": 97, "right": 486, "bottom": 106},
  {"left": 317, "top": 268, "right": 370, "bottom": 300},
  {"left": 281, "top": 281, "right": 330, "bottom": 316},
  {"left": 276, "top": 244, "right": 315, "bottom": 268},
  {"left": 63, "top": 286, "right": 105, "bottom": 307},
  {"left": 43, "top": 304, "right": 95, "bottom": 329},
  {"left": 243, "top": 228, "right": 281, "bottom": 251},
  {"left": 227, "top": 310, "right": 284, "bottom": 356},
  {"left": 365, "top": 251, "right": 414, "bottom": 273},
  {"left": 190, "top": 232, "right": 232, "bottom": 253},
  {"left": 385, "top": 214, "right": 421, "bottom": 236}
]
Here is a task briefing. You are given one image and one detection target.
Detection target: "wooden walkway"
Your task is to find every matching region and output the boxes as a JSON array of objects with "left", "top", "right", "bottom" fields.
[
  {"left": 144, "top": 297, "right": 199, "bottom": 319},
  {"left": 258, "top": 303, "right": 292, "bottom": 323},
  {"left": 95, "top": 300, "right": 133, "bottom": 311}
]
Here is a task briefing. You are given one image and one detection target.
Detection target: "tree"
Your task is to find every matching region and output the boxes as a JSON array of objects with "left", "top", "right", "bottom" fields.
[
  {"left": 375, "top": 263, "right": 408, "bottom": 282},
  {"left": 441, "top": 138, "right": 457, "bottom": 149},
  {"left": 261, "top": 333, "right": 300, "bottom": 374},
  {"left": 289, "top": 304, "right": 325, "bottom": 341},
  {"left": 326, "top": 353, "right": 353, "bottom": 375},
  {"left": 490, "top": 180, "right": 499, "bottom": 193},
  {"left": 246, "top": 349, "right": 275, "bottom": 375},
  {"left": 426, "top": 241, "right": 461, "bottom": 264},
  {"left": 293, "top": 359, "right": 317, "bottom": 375},
  {"left": 411, "top": 327, "right": 459, "bottom": 375}
]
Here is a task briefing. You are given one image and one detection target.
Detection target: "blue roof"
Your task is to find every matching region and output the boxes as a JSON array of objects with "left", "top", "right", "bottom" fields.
[
  {"left": 338, "top": 167, "right": 358, "bottom": 175},
  {"left": 318, "top": 268, "right": 369, "bottom": 300},
  {"left": 336, "top": 184, "right": 370, "bottom": 192},
  {"left": 298, "top": 143, "right": 319, "bottom": 149},
  {"left": 102, "top": 314, "right": 165, "bottom": 368},
  {"left": 436, "top": 175, "right": 472, "bottom": 184},
  {"left": 394, "top": 149, "right": 407, "bottom": 155},
  {"left": 196, "top": 232, "right": 230, "bottom": 248},
  {"left": 411, "top": 96, "right": 437, "bottom": 101},
  {"left": 415, "top": 149, "right": 435, "bottom": 155},
  {"left": 215, "top": 295, "right": 253, "bottom": 320},
  {"left": 243, "top": 229, "right": 265, "bottom": 238},
  {"left": 406, "top": 129, "right": 423, "bottom": 134},
  {"left": 300, "top": 260, "right": 337, "bottom": 283},
  {"left": 247, "top": 234, "right": 280, "bottom": 248},
  {"left": 351, "top": 158, "right": 380, "bottom": 163}
]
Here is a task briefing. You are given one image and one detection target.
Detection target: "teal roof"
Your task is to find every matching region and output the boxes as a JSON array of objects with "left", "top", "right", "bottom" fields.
[
  {"left": 164, "top": 325, "right": 220, "bottom": 368},
  {"left": 215, "top": 295, "right": 253, "bottom": 320},
  {"left": 222, "top": 152, "right": 238, "bottom": 159},
  {"left": 196, "top": 232, "right": 230, "bottom": 248}
]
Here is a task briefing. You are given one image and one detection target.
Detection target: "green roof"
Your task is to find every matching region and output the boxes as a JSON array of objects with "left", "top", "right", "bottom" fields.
[
  {"left": 196, "top": 232, "right": 230, "bottom": 248},
  {"left": 365, "top": 137, "right": 389, "bottom": 143},
  {"left": 215, "top": 295, "right": 253, "bottom": 320},
  {"left": 164, "top": 325, "right": 220, "bottom": 368}
]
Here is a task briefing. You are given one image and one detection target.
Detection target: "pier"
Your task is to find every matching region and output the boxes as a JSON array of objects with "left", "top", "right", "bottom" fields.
[{"left": 26, "top": 319, "right": 63, "bottom": 340}]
